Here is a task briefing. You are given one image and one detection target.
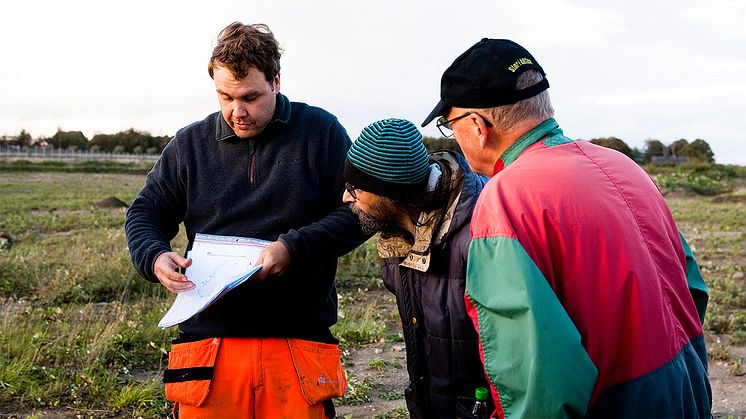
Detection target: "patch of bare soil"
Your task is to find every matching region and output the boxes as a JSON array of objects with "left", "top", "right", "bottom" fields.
[
  {"left": 333, "top": 286, "right": 409, "bottom": 418},
  {"left": 710, "top": 193, "right": 746, "bottom": 204},
  {"left": 0, "top": 230, "right": 14, "bottom": 249},
  {"left": 336, "top": 342, "right": 409, "bottom": 418},
  {"left": 710, "top": 343, "right": 746, "bottom": 418},
  {"left": 0, "top": 298, "right": 29, "bottom": 317},
  {"left": 93, "top": 196, "right": 129, "bottom": 208},
  {"left": 27, "top": 196, "right": 128, "bottom": 218},
  {"left": 29, "top": 209, "right": 91, "bottom": 217},
  {"left": 660, "top": 188, "right": 700, "bottom": 199},
  {"left": 0, "top": 410, "right": 80, "bottom": 419}
]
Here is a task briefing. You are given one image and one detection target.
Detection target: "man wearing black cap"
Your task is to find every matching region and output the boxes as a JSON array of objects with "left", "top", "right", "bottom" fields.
[
  {"left": 422, "top": 39, "right": 711, "bottom": 418},
  {"left": 343, "top": 118, "right": 494, "bottom": 418}
]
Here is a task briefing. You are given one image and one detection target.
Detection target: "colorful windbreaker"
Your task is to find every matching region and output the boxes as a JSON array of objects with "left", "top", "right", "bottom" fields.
[{"left": 465, "top": 119, "right": 712, "bottom": 418}]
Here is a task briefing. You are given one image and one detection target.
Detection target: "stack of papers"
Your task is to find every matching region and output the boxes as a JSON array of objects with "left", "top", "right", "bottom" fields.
[{"left": 158, "top": 233, "right": 270, "bottom": 329}]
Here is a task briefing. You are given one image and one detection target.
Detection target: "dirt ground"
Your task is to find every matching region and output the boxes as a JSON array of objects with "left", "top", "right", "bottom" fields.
[
  {"left": 336, "top": 343, "right": 409, "bottom": 418},
  {"left": 336, "top": 289, "right": 746, "bottom": 419},
  {"left": 709, "top": 343, "right": 746, "bottom": 418}
]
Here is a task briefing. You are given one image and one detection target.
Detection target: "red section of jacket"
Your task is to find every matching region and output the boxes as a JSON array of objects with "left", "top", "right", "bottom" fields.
[{"left": 470, "top": 140, "right": 703, "bottom": 404}]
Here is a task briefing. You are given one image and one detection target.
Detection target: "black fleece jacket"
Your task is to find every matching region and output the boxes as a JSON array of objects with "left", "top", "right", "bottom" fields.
[
  {"left": 125, "top": 93, "right": 367, "bottom": 342},
  {"left": 379, "top": 152, "right": 492, "bottom": 417}
]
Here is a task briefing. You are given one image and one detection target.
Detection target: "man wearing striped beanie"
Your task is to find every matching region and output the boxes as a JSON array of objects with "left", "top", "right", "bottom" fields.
[
  {"left": 343, "top": 118, "right": 493, "bottom": 418},
  {"left": 343, "top": 118, "right": 431, "bottom": 235}
]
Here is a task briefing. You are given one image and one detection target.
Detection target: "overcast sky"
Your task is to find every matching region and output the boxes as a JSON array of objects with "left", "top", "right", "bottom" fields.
[{"left": 2, "top": 0, "right": 745, "bottom": 164}]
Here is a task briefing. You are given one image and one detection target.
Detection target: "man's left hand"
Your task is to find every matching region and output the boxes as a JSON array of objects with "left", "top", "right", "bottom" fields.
[{"left": 253, "top": 240, "right": 291, "bottom": 281}]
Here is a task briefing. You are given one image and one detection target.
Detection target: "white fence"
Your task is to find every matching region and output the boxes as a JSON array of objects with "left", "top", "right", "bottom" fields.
[{"left": 0, "top": 147, "right": 160, "bottom": 164}]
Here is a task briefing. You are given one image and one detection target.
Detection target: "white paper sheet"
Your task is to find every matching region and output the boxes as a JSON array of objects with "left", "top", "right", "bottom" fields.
[{"left": 158, "top": 233, "right": 270, "bottom": 329}]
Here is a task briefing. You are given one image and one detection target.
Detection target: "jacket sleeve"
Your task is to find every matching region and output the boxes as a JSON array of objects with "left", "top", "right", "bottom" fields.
[
  {"left": 278, "top": 118, "right": 369, "bottom": 266},
  {"left": 124, "top": 138, "right": 186, "bottom": 282},
  {"left": 678, "top": 231, "right": 708, "bottom": 325},
  {"left": 464, "top": 236, "right": 598, "bottom": 419}
]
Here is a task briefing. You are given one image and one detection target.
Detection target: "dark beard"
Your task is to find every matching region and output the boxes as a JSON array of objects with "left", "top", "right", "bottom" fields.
[{"left": 350, "top": 204, "right": 395, "bottom": 235}]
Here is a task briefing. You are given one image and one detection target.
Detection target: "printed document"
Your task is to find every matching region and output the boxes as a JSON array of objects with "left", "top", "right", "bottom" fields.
[{"left": 158, "top": 233, "right": 270, "bottom": 329}]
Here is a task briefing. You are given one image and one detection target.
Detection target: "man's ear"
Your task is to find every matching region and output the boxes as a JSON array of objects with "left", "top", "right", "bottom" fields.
[
  {"left": 470, "top": 113, "right": 492, "bottom": 149},
  {"left": 272, "top": 74, "right": 281, "bottom": 92}
]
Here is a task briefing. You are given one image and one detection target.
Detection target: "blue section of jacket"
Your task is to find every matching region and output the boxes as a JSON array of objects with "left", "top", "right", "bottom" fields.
[{"left": 587, "top": 336, "right": 711, "bottom": 417}]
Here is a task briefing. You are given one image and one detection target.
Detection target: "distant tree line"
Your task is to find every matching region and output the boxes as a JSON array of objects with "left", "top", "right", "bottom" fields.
[
  {"left": 0, "top": 128, "right": 172, "bottom": 155},
  {"left": 2, "top": 128, "right": 715, "bottom": 164},
  {"left": 588, "top": 137, "right": 714, "bottom": 164},
  {"left": 421, "top": 135, "right": 715, "bottom": 165}
]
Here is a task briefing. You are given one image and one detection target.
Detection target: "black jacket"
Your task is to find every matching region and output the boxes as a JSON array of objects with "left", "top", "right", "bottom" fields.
[
  {"left": 125, "top": 93, "right": 367, "bottom": 342},
  {"left": 378, "top": 151, "right": 493, "bottom": 418}
]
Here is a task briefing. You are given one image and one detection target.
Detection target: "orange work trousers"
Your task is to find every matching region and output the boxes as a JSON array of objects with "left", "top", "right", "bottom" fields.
[{"left": 163, "top": 337, "right": 346, "bottom": 418}]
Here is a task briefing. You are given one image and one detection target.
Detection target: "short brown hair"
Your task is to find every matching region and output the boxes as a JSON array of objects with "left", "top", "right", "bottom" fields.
[{"left": 208, "top": 22, "right": 282, "bottom": 82}]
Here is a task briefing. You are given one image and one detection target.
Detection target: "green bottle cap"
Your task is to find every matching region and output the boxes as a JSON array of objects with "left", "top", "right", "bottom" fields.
[{"left": 475, "top": 386, "right": 488, "bottom": 401}]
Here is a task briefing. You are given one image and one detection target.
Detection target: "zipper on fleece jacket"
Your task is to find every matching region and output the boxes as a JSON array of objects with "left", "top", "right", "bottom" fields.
[{"left": 248, "top": 139, "right": 256, "bottom": 184}]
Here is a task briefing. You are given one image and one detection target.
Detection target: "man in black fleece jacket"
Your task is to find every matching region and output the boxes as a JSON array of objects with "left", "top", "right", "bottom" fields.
[{"left": 125, "top": 22, "right": 366, "bottom": 418}]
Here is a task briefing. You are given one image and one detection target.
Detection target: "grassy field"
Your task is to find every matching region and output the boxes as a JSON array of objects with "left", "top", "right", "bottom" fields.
[{"left": 0, "top": 161, "right": 744, "bottom": 418}]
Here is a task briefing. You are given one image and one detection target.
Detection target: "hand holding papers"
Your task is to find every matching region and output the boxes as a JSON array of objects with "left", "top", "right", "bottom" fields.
[{"left": 158, "top": 233, "right": 270, "bottom": 329}]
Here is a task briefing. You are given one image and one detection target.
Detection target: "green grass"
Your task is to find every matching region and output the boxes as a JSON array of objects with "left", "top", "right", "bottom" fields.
[
  {"left": 379, "top": 390, "right": 405, "bottom": 401},
  {"left": 332, "top": 297, "right": 387, "bottom": 347},
  {"left": 646, "top": 162, "right": 746, "bottom": 195},
  {"left": 0, "top": 160, "right": 745, "bottom": 416},
  {"left": 0, "top": 159, "right": 154, "bottom": 174},
  {"left": 336, "top": 237, "right": 381, "bottom": 287},
  {"left": 366, "top": 357, "right": 389, "bottom": 372},
  {"left": 667, "top": 191, "right": 746, "bottom": 340},
  {"left": 0, "top": 164, "right": 389, "bottom": 415},
  {"left": 0, "top": 168, "right": 178, "bottom": 416},
  {"left": 374, "top": 406, "right": 409, "bottom": 419},
  {"left": 109, "top": 380, "right": 168, "bottom": 415},
  {"left": 337, "top": 373, "right": 375, "bottom": 405}
]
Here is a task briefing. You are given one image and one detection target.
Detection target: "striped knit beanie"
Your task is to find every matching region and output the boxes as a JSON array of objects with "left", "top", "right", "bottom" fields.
[{"left": 344, "top": 118, "right": 430, "bottom": 201}]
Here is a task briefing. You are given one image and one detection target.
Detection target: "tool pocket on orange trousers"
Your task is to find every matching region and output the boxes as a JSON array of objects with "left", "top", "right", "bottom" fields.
[
  {"left": 163, "top": 337, "right": 221, "bottom": 407},
  {"left": 287, "top": 338, "right": 347, "bottom": 405}
]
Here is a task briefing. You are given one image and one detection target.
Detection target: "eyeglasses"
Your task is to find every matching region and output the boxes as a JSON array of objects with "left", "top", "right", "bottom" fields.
[
  {"left": 436, "top": 112, "right": 493, "bottom": 138},
  {"left": 345, "top": 182, "right": 358, "bottom": 200}
]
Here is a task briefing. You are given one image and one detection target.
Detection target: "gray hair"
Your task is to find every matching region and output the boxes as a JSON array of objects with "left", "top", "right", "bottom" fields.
[{"left": 482, "top": 70, "right": 554, "bottom": 133}]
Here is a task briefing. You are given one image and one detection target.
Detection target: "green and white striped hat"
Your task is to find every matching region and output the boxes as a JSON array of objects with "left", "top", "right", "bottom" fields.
[{"left": 344, "top": 118, "right": 430, "bottom": 200}]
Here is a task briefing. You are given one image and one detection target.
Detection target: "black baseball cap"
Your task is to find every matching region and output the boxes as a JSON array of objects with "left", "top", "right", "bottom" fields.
[{"left": 422, "top": 38, "right": 549, "bottom": 127}]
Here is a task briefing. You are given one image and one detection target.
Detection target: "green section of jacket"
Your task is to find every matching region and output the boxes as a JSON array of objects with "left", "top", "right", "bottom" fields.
[{"left": 466, "top": 236, "right": 597, "bottom": 418}]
